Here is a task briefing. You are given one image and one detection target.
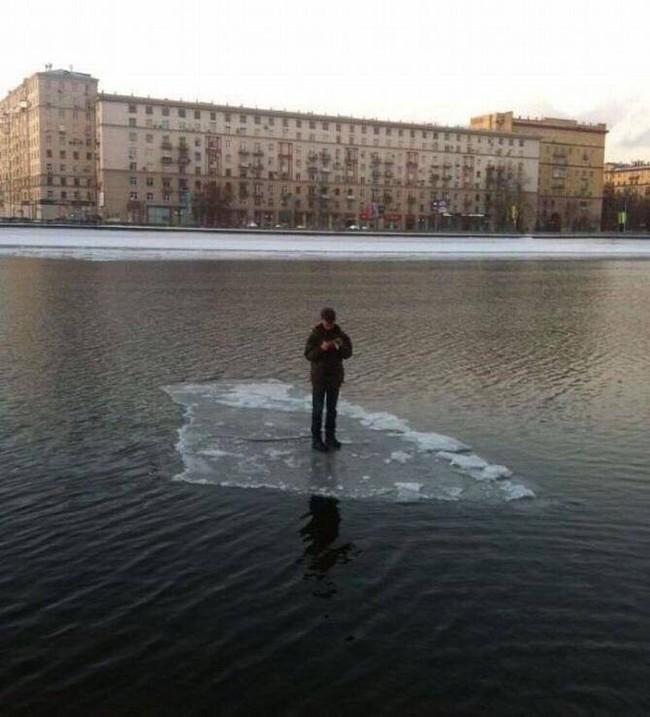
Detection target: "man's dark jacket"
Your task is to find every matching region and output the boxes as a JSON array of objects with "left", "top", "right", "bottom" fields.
[{"left": 304, "top": 323, "right": 353, "bottom": 386}]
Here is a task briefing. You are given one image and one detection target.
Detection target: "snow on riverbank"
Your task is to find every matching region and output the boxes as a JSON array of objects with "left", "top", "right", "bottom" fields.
[{"left": 1, "top": 226, "right": 650, "bottom": 260}]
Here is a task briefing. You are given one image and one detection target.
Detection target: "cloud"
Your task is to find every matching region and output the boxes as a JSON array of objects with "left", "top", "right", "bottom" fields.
[{"left": 569, "top": 99, "right": 650, "bottom": 163}]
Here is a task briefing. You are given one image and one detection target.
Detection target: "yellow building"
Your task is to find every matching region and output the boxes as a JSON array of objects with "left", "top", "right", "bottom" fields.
[
  {"left": 604, "top": 162, "right": 650, "bottom": 197},
  {"left": 471, "top": 112, "right": 607, "bottom": 232},
  {"left": 96, "top": 94, "right": 540, "bottom": 231},
  {"left": 0, "top": 67, "right": 98, "bottom": 221}
]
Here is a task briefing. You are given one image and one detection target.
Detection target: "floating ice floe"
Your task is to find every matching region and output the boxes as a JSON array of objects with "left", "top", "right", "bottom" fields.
[{"left": 164, "top": 379, "right": 534, "bottom": 503}]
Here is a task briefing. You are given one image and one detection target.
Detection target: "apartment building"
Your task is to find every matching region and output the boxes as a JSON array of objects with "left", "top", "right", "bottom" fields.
[
  {"left": 2, "top": 68, "right": 545, "bottom": 230},
  {"left": 604, "top": 162, "right": 650, "bottom": 197},
  {"left": 471, "top": 112, "right": 607, "bottom": 232},
  {"left": 96, "top": 94, "right": 540, "bottom": 231},
  {"left": 0, "top": 68, "right": 98, "bottom": 221}
]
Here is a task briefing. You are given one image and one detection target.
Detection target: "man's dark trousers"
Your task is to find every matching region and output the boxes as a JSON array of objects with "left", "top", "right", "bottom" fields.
[{"left": 311, "top": 376, "right": 340, "bottom": 441}]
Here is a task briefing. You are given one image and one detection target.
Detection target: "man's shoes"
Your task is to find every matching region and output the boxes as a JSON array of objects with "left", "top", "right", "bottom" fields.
[
  {"left": 325, "top": 436, "right": 342, "bottom": 450},
  {"left": 312, "top": 438, "right": 329, "bottom": 452}
]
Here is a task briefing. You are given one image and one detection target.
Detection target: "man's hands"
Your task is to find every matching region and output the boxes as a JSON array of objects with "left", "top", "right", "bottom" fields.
[{"left": 320, "top": 338, "right": 343, "bottom": 351}]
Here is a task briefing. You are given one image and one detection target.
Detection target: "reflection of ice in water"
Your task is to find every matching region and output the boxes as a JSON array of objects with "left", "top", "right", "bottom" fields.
[{"left": 164, "top": 380, "right": 534, "bottom": 503}]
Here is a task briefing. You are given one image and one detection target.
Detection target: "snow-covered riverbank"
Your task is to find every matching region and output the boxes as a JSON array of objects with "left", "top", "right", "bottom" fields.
[{"left": 1, "top": 225, "right": 650, "bottom": 260}]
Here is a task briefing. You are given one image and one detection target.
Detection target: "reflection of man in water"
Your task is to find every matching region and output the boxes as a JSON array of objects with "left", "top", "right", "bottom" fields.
[
  {"left": 304, "top": 307, "right": 353, "bottom": 452},
  {"left": 300, "top": 496, "right": 352, "bottom": 588}
]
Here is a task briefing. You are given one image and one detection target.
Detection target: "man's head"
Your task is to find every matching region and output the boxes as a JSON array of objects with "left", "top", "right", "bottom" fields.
[{"left": 320, "top": 307, "right": 336, "bottom": 329}]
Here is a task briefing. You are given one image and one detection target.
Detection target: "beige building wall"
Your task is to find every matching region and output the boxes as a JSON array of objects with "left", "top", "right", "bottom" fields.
[
  {"left": 604, "top": 163, "right": 650, "bottom": 197},
  {"left": 96, "top": 95, "right": 540, "bottom": 231},
  {"left": 472, "top": 112, "right": 607, "bottom": 231},
  {"left": 0, "top": 68, "right": 98, "bottom": 220}
]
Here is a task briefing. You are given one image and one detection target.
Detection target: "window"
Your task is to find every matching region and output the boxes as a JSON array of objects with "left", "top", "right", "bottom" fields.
[
  {"left": 128, "top": 104, "right": 137, "bottom": 113},
  {"left": 146, "top": 177, "right": 154, "bottom": 186},
  {"left": 162, "top": 107, "right": 170, "bottom": 116},
  {"left": 129, "top": 177, "right": 137, "bottom": 186},
  {"left": 210, "top": 111, "right": 216, "bottom": 120},
  {"left": 129, "top": 133, "right": 137, "bottom": 142},
  {"left": 130, "top": 192, "right": 138, "bottom": 200},
  {"left": 146, "top": 105, "right": 153, "bottom": 115},
  {"left": 60, "top": 151, "right": 66, "bottom": 159},
  {"left": 178, "top": 108, "right": 186, "bottom": 118},
  {"left": 146, "top": 192, "right": 154, "bottom": 201},
  {"left": 128, "top": 118, "right": 136, "bottom": 127},
  {"left": 194, "top": 110, "right": 201, "bottom": 119}
]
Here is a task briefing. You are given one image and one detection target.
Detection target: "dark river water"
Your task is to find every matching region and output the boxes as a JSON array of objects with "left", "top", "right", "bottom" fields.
[{"left": 2, "top": 255, "right": 650, "bottom": 716}]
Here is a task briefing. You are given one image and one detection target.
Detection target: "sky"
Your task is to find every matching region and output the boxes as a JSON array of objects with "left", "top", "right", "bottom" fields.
[{"left": 4, "top": 0, "right": 650, "bottom": 162}]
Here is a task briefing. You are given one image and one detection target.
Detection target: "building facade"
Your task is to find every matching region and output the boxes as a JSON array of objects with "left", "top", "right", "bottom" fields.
[
  {"left": 602, "top": 162, "right": 650, "bottom": 231},
  {"left": 96, "top": 95, "right": 539, "bottom": 231},
  {"left": 0, "top": 68, "right": 98, "bottom": 221},
  {"left": 604, "top": 162, "right": 650, "bottom": 197},
  {"left": 2, "top": 68, "right": 553, "bottom": 231},
  {"left": 471, "top": 112, "right": 607, "bottom": 232}
]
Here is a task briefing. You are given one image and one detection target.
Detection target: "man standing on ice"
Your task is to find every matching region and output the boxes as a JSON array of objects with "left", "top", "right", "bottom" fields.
[{"left": 304, "top": 307, "right": 353, "bottom": 452}]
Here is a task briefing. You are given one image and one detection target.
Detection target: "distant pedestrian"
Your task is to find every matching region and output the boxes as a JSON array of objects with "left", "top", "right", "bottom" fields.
[{"left": 304, "top": 308, "right": 353, "bottom": 451}]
